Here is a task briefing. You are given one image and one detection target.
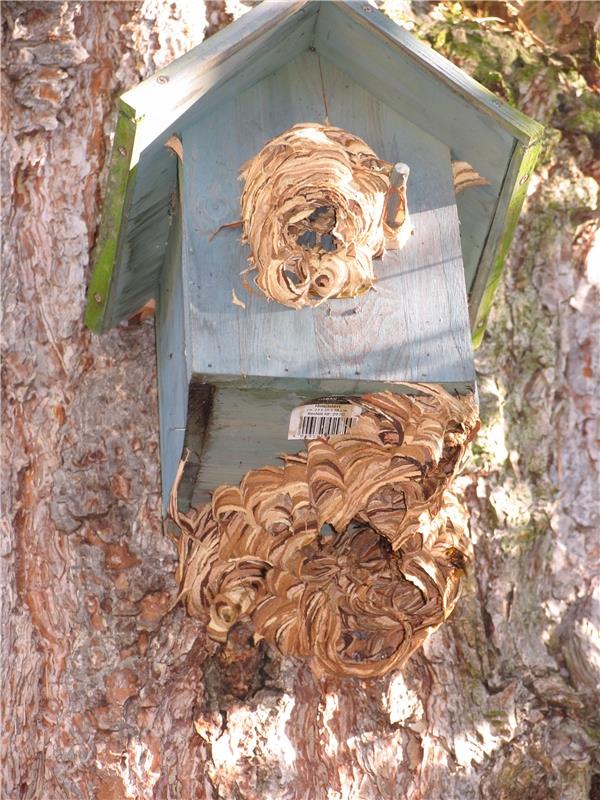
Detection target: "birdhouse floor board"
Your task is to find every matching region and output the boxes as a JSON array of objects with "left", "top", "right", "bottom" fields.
[
  {"left": 180, "top": 377, "right": 475, "bottom": 510},
  {"left": 181, "top": 50, "right": 474, "bottom": 389},
  {"left": 189, "top": 383, "right": 317, "bottom": 509}
]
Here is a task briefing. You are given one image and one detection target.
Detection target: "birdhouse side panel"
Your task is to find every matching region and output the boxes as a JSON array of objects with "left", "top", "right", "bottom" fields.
[
  {"left": 156, "top": 190, "right": 191, "bottom": 509},
  {"left": 469, "top": 137, "right": 544, "bottom": 343},
  {"left": 107, "top": 136, "right": 179, "bottom": 329}
]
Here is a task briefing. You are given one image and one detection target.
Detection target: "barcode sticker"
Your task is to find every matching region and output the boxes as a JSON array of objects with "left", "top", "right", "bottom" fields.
[{"left": 288, "top": 398, "right": 363, "bottom": 441}]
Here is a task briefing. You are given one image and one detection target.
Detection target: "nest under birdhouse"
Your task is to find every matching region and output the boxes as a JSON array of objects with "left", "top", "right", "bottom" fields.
[
  {"left": 239, "top": 123, "right": 410, "bottom": 308},
  {"left": 171, "top": 385, "right": 479, "bottom": 679}
]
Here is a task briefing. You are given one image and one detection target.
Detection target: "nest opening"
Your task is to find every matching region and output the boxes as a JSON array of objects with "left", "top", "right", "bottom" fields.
[
  {"left": 293, "top": 205, "right": 340, "bottom": 254},
  {"left": 319, "top": 522, "right": 336, "bottom": 539}
]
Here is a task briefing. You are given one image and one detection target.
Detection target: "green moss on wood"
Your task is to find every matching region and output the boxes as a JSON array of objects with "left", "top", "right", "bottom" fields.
[
  {"left": 84, "top": 111, "right": 137, "bottom": 332},
  {"left": 471, "top": 138, "right": 543, "bottom": 348}
]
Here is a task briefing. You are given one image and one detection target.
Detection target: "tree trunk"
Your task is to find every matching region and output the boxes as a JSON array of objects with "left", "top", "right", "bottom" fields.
[{"left": 2, "top": 2, "right": 598, "bottom": 799}]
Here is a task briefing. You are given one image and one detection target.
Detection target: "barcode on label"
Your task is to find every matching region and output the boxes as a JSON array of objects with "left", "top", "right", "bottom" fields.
[
  {"left": 288, "top": 400, "right": 363, "bottom": 441},
  {"left": 298, "top": 412, "right": 355, "bottom": 438}
]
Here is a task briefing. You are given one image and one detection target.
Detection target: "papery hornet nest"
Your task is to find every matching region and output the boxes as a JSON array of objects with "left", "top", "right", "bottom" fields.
[
  {"left": 239, "top": 123, "right": 411, "bottom": 308},
  {"left": 171, "top": 385, "right": 479, "bottom": 679}
]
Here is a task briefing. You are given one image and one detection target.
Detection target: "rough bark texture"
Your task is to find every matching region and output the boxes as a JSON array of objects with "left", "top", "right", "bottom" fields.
[{"left": 1, "top": 2, "right": 599, "bottom": 799}]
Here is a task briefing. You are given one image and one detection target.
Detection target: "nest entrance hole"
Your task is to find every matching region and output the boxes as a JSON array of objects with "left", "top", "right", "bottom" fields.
[
  {"left": 294, "top": 206, "right": 340, "bottom": 254},
  {"left": 319, "top": 523, "right": 336, "bottom": 539},
  {"left": 317, "top": 520, "right": 395, "bottom": 557}
]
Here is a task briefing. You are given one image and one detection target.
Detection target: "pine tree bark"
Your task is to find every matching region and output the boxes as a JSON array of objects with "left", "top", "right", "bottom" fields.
[{"left": 2, "top": 2, "right": 598, "bottom": 799}]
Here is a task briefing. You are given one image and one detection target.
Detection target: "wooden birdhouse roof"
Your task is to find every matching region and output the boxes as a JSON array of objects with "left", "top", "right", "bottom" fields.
[{"left": 85, "top": 0, "right": 543, "bottom": 346}]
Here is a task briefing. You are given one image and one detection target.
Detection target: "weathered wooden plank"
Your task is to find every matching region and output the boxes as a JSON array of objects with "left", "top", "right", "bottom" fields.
[
  {"left": 171, "top": 50, "right": 476, "bottom": 507},
  {"left": 456, "top": 183, "right": 498, "bottom": 292},
  {"left": 189, "top": 383, "right": 317, "bottom": 508},
  {"left": 87, "top": 0, "right": 542, "bottom": 340},
  {"left": 313, "top": 4, "right": 515, "bottom": 171},
  {"left": 182, "top": 50, "right": 474, "bottom": 387},
  {"left": 109, "top": 146, "right": 177, "bottom": 326},
  {"left": 315, "top": 57, "right": 474, "bottom": 382},
  {"left": 333, "top": 1, "right": 541, "bottom": 141},
  {"left": 120, "top": 2, "right": 317, "bottom": 142},
  {"left": 84, "top": 111, "right": 136, "bottom": 331},
  {"left": 176, "top": 382, "right": 215, "bottom": 512}
]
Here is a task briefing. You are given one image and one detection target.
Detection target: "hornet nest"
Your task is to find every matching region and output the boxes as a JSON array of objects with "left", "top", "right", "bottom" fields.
[
  {"left": 239, "top": 123, "right": 411, "bottom": 308},
  {"left": 171, "top": 385, "right": 479, "bottom": 679}
]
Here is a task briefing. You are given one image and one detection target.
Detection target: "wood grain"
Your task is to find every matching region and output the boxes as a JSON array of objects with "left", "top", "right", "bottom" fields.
[
  {"left": 156, "top": 161, "right": 192, "bottom": 511},
  {"left": 469, "top": 137, "right": 544, "bottom": 345},
  {"left": 335, "top": 2, "right": 541, "bottom": 140},
  {"left": 86, "top": 0, "right": 542, "bottom": 340}
]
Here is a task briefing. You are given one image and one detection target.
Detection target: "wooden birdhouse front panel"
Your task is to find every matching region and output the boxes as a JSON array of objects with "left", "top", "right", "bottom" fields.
[
  {"left": 183, "top": 51, "right": 472, "bottom": 384},
  {"left": 160, "top": 50, "right": 475, "bottom": 507}
]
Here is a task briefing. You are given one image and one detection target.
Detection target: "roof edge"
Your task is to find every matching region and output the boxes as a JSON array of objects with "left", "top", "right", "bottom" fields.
[
  {"left": 119, "top": 0, "right": 315, "bottom": 121},
  {"left": 85, "top": 0, "right": 545, "bottom": 339}
]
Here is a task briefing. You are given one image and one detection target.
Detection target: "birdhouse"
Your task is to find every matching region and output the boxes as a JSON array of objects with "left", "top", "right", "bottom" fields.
[{"left": 85, "top": 1, "right": 543, "bottom": 512}]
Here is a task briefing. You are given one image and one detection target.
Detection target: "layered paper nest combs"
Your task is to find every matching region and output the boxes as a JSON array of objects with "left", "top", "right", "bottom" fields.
[
  {"left": 239, "top": 123, "right": 411, "bottom": 308},
  {"left": 172, "top": 387, "right": 478, "bottom": 679}
]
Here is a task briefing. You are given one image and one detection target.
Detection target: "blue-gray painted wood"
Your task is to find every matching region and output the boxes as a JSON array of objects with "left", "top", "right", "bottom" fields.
[
  {"left": 181, "top": 51, "right": 474, "bottom": 386},
  {"left": 455, "top": 183, "right": 498, "bottom": 292},
  {"left": 335, "top": 2, "right": 540, "bottom": 141},
  {"left": 156, "top": 164, "right": 191, "bottom": 510},
  {"left": 106, "top": 142, "right": 177, "bottom": 328},
  {"left": 468, "top": 137, "right": 532, "bottom": 332},
  {"left": 120, "top": 1, "right": 318, "bottom": 125},
  {"left": 169, "top": 51, "right": 476, "bottom": 508},
  {"left": 89, "top": 0, "right": 544, "bottom": 510},
  {"left": 101, "top": 1, "right": 319, "bottom": 330}
]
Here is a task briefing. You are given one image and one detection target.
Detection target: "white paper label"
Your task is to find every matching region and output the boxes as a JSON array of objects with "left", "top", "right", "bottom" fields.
[{"left": 288, "top": 398, "right": 363, "bottom": 440}]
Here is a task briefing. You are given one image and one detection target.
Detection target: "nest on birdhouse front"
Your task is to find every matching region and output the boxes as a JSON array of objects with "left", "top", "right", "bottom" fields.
[
  {"left": 170, "top": 385, "right": 479, "bottom": 679},
  {"left": 239, "top": 123, "right": 411, "bottom": 308}
]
